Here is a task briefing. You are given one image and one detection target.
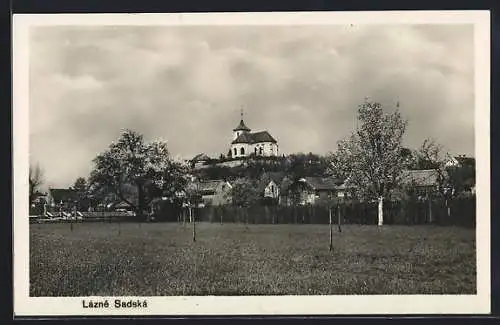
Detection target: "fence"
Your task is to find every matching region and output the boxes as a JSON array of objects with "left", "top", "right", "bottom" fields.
[{"left": 169, "top": 197, "right": 475, "bottom": 228}]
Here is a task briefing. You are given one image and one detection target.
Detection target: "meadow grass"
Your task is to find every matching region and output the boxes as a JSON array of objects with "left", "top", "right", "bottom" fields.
[{"left": 29, "top": 222, "right": 476, "bottom": 296}]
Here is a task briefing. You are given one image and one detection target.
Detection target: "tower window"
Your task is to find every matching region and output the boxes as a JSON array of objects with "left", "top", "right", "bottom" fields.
[
  {"left": 240, "top": 147, "right": 245, "bottom": 155},
  {"left": 234, "top": 148, "right": 237, "bottom": 156}
]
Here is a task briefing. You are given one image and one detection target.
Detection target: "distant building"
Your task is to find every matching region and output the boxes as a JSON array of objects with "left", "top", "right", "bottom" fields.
[
  {"left": 109, "top": 200, "right": 134, "bottom": 212},
  {"left": 258, "top": 172, "right": 288, "bottom": 204},
  {"left": 229, "top": 112, "right": 279, "bottom": 159},
  {"left": 190, "top": 153, "right": 211, "bottom": 169},
  {"left": 285, "top": 177, "right": 343, "bottom": 206},
  {"left": 46, "top": 188, "right": 79, "bottom": 209},
  {"left": 196, "top": 180, "right": 233, "bottom": 206},
  {"left": 399, "top": 169, "right": 442, "bottom": 197},
  {"left": 445, "top": 155, "right": 475, "bottom": 168}
]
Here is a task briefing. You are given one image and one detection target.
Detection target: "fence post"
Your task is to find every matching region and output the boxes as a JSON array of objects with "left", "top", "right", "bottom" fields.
[
  {"left": 191, "top": 206, "right": 196, "bottom": 242},
  {"left": 329, "top": 206, "right": 333, "bottom": 251},
  {"left": 428, "top": 198, "right": 433, "bottom": 224},
  {"left": 338, "top": 203, "right": 342, "bottom": 232}
]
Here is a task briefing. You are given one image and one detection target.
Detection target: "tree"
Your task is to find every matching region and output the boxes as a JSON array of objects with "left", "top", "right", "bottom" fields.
[
  {"left": 73, "top": 177, "right": 89, "bottom": 210},
  {"left": 329, "top": 100, "right": 408, "bottom": 226},
  {"left": 415, "top": 138, "right": 448, "bottom": 170},
  {"left": 414, "top": 138, "right": 451, "bottom": 195},
  {"left": 231, "top": 178, "right": 261, "bottom": 226},
  {"left": 231, "top": 177, "right": 261, "bottom": 208},
  {"left": 29, "top": 163, "right": 44, "bottom": 204},
  {"left": 286, "top": 153, "right": 329, "bottom": 179},
  {"left": 88, "top": 129, "right": 185, "bottom": 220},
  {"left": 400, "top": 147, "right": 416, "bottom": 169}
]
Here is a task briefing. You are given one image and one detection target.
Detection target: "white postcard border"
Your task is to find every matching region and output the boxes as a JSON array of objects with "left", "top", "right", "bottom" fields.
[{"left": 13, "top": 11, "right": 491, "bottom": 316}]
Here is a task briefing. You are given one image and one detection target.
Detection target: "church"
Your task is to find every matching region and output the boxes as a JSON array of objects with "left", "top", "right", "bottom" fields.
[{"left": 229, "top": 113, "right": 279, "bottom": 159}]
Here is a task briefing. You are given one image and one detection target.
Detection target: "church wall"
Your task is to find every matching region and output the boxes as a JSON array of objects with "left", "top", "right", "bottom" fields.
[
  {"left": 230, "top": 143, "right": 251, "bottom": 158},
  {"left": 253, "top": 142, "right": 278, "bottom": 157}
]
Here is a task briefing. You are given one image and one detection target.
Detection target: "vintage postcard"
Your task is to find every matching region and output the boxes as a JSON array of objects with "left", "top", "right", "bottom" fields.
[{"left": 13, "top": 11, "right": 490, "bottom": 316}]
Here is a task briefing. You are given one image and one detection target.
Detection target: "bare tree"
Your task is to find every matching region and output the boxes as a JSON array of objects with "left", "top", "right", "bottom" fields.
[
  {"left": 329, "top": 100, "right": 408, "bottom": 226},
  {"left": 29, "top": 163, "right": 44, "bottom": 204}
]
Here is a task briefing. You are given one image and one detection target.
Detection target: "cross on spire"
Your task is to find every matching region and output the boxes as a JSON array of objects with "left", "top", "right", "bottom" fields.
[{"left": 240, "top": 107, "right": 244, "bottom": 119}]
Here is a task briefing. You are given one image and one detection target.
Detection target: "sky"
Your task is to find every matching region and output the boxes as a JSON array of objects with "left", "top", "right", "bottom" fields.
[{"left": 28, "top": 24, "right": 475, "bottom": 189}]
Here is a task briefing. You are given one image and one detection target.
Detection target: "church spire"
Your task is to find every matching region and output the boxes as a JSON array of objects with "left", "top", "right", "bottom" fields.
[{"left": 233, "top": 107, "right": 251, "bottom": 132}]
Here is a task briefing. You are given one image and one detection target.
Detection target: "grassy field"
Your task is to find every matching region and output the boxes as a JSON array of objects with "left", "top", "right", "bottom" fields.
[{"left": 30, "top": 222, "right": 476, "bottom": 296}]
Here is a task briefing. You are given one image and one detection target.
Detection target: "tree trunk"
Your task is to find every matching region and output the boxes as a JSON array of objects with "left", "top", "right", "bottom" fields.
[{"left": 378, "top": 196, "right": 384, "bottom": 226}]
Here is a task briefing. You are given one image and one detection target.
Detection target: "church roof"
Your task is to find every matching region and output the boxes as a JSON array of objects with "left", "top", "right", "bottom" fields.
[
  {"left": 233, "top": 119, "right": 251, "bottom": 132},
  {"left": 231, "top": 131, "right": 277, "bottom": 144}
]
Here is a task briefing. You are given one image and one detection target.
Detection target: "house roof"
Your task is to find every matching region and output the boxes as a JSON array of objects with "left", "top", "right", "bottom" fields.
[
  {"left": 195, "top": 180, "right": 230, "bottom": 195},
  {"left": 48, "top": 188, "right": 79, "bottom": 203},
  {"left": 231, "top": 131, "right": 277, "bottom": 144},
  {"left": 454, "top": 156, "right": 475, "bottom": 168},
  {"left": 299, "top": 177, "right": 342, "bottom": 191},
  {"left": 191, "top": 153, "right": 211, "bottom": 162},
  {"left": 266, "top": 171, "right": 287, "bottom": 184},
  {"left": 400, "top": 169, "right": 440, "bottom": 187},
  {"left": 112, "top": 201, "right": 133, "bottom": 209},
  {"left": 233, "top": 119, "right": 251, "bottom": 132}
]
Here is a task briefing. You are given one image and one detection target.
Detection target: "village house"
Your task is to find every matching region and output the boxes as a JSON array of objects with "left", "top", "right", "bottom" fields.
[
  {"left": 229, "top": 112, "right": 279, "bottom": 159},
  {"left": 258, "top": 172, "right": 287, "bottom": 205},
  {"left": 190, "top": 153, "right": 211, "bottom": 169},
  {"left": 196, "top": 180, "right": 233, "bottom": 207},
  {"left": 283, "top": 177, "right": 343, "bottom": 206},
  {"left": 399, "top": 169, "right": 442, "bottom": 198},
  {"left": 445, "top": 155, "right": 475, "bottom": 168},
  {"left": 46, "top": 188, "right": 79, "bottom": 210}
]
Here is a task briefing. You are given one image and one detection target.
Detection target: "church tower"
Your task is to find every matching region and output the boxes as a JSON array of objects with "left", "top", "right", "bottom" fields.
[{"left": 233, "top": 109, "right": 251, "bottom": 140}]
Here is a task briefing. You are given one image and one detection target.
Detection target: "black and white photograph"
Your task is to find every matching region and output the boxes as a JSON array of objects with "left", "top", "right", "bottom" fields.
[{"left": 13, "top": 11, "right": 490, "bottom": 316}]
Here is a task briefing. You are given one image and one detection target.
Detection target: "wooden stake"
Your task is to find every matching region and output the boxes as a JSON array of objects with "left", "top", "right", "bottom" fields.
[
  {"left": 329, "top": 207, "right": 333, "bottom": 251},
  {"left": 191, "top": 207, "right": 196, "bottom": 242},
  {"left": 337, "top": 204, "right": 342, "bottom": 233}
]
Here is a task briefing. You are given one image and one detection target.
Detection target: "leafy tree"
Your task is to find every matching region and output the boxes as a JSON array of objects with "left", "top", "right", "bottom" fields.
[
  {"left": 447, "top": 158, "right": 475, "bottom": 196},
  {"left": 285, "top": 153, "right": 330, "bottom": 179},
  {"left": 329, "top": 100, "right": 408, "bottom": 226},
  {"left": 73, "top": 177, "right": 89, "bottom": 210},
  {"left": 73, "top": 177, "right": 87, "bottom": 193},
  {"left": 414, "top": 138, "right": 451, "bottom": 195},
  {"left": 231, "top": 177, "right": 261, "bottom": 226},
  {"left": 231, "top": 177, "right": 261, "bottom": 208},
  {"left": 29, "top": 163, "right": 44, "bottom": 204},
  {"left": 400, "top": 147, "right": 416, "bottom": 169},
  {"left": 88, "top": 129, "right": 185, "bottom": 220}
]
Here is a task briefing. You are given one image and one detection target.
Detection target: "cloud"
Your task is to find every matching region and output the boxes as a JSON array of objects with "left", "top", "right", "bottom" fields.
[{"left": 28, "top": 24, "right": 474, "bottom": 188}]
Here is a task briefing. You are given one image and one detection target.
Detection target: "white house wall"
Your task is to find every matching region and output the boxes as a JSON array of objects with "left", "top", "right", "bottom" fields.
[{"left": 264, "top": 180, "right": 280, "bottom": 199}]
